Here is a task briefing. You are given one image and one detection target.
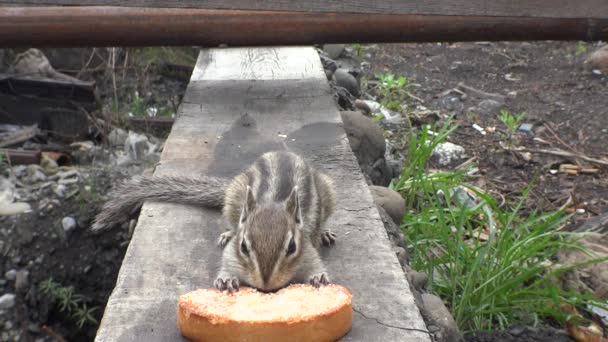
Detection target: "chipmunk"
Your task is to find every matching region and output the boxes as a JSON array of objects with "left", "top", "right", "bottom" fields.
[{"left": 92, "top": 151, "right": 337, "bottom": 293}]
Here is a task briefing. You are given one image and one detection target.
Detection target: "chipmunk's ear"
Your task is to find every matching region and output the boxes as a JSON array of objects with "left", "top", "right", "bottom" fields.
[
  {"left": 285, "top": 186, "right": 302, "bottom": 224},
  {"left": 240, "top": 186, "right": 256, "bottom": 223}
]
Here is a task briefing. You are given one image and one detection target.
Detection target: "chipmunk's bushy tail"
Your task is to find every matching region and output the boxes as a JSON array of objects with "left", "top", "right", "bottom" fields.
[{"left": 91, "top": 175, "right": 228, "bottom": 232}]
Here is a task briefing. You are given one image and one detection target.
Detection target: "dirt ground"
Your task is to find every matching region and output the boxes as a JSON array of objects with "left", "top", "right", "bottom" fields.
[{"left": 367, "top": 41, "right": 608, "bottom": 229}]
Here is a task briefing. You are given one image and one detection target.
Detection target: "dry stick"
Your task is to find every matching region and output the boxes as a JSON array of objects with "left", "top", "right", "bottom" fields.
[
  {"left": 406, "top": 91, "right": 425, "bottom": 103},
  {"left": 76, "top": 47, "right": 97, "bottom": 79},
  {"left": 508, "top": 146, "right": 608, "bottom": 167},
  {"left": 456, "top": 82, "right": 505, "bottom": 102},
  {"left": 41, "top": 325, "right": 67, "bottom": 342},
  {"left": 542, "top": 122, "right": 580, "bottom": 156}
]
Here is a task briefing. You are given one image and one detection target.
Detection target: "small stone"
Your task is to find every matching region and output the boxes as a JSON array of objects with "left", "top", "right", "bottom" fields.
[
  {"left": 108, "top": 128, "right": 129, "bottom": 147},
  {"left": 1, "top": 332, "right": 8, "bottom": 342},
  {"left": 0, "top": 294, "right": 15, "bottom": 310},
  {"left": 420, "top": 293, "right": 463, "bottom": 342},
  {"left": 431, "top": 142, "right": 466, "bottom": 167},
  {"left": 62, "top": 216, "right": 77, "bottom": 233},
  {"left": 0, "top": 202, "right": 31, "bottom": 216},
  {"left": 26, "top": 165, "right": 46, "bottom": 183},
  {"left": 322, "top": 44, "right": 345, "bottom": 59},
  {"left": 518, "top": 123, "right": 533, "bottom": 133},
  {"left": 27, "top": 323, "right": 40, "bottom": 333},
  {"left": 369, "top": 186, "right": 405, "bottom": 225},
  {"left": 53, "top": 184, "right": 67, "bottom": 198},
  {"left": 84, "top": 265, "right": 92, "bottom": 274},
  {"left": 12, "top": 165, "right": 27, "bottom": 178},
  {"left": 333, "top": 68, "right": 360, "bottom": 98},
  {"left": 394, "top": 246, "right": 408, "bottom": 266},
  {"left": 586, "top": 45, "right": 608, "bottom": 74},
  {"left": 476, "top": 99, "right": 504, "bottom": 116},
  {"left": 4, "top": 270, "right": 16, "bottom": 281},
  {"left": 3, "top": 320, "right": 12, "bottom": 330},
  {"left": 40, "top": 154, "right": 59, "bottom": 175},
  {"left": 508, "top": 325, "right": 526, "bottom": 336},
  {"left": 125, "top": 131, "right": 152, "bottom": 161}
]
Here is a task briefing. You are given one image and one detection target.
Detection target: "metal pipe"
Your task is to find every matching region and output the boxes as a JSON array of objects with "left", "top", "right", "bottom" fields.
[{"left": 1, "top": 7, "right": 607, "bottom": 48}]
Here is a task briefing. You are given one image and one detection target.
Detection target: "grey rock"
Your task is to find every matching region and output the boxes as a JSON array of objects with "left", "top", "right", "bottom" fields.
[
  {"left": 26, "top": 165, "right": 46, "bottom": 183},
  {"left": 1, "top": 332, "right": 7, "bottom": 342},
  {"left": 476, "top": 99, "right": 504, "bottom": 116},
  {"left": 15, "top": 271, "right": 29, "bottom": 293},
  {"left": 407, "top": 270, "right": 429, "bottom": 292},
  {"left": 3, "top": 320, "right": 12, "bottom": 330},
  {"left": 333, "top": 68, "right": 360, "bottom": 98},
  {"left": 12, "top": 165, "right": 27, "bottom": 178},
  {"left": 0, "top": 294, "right": 15, "bottom": 310},
  {"left": 394, "top": 246, "right": 408, "bottom": 266},
  {"left": 40, "top": 154, "right": 58, "bottom": 175},
  {"left": 0, "top": 203, "right": 31, "bottom": 216},
  {"left": 421, "top": 293, "right": 463, "bottom": 342},
  {"left": 125, "top": 131, "right": 154, "bottom": 161},
  {"left": 369, "top": 185, "right": 406, "bottom": 225},
  {"left": 438, "top": 96, "right": 464, "bottom": 113},
  {"left": 4, "top": 270, "right": 16, "bottom": 281},
  {"left": 431, "top": 142, "right": 466, "bottom": 167},
  {"left": 323, "top": 44, "right": 345, "bottom": 59},
  {"left": 62, "top": 216, "right": 77, "bottom": 233},
  {"left": 340, "top": 111, "right": 392, "bottom": 186},
  {"left": 108, "top": 128, "right": 128, "bottom": 147},
  {"left": 53, "top": 184, "right": 67, "bottom": 198},
  {"left": 376, "top": 205, "right": 407, "bottom": 250}
]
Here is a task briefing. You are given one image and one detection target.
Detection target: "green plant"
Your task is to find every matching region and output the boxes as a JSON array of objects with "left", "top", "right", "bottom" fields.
[
  {"left": 498, "top": 109, "right": 526, "bottom": 134},
  {"left": 403, "top": 186, "right": 607, "bottom": 333},
  {"left": 351, "top": 43, "right": 366, "bottom": 58},
  {"left": 375, "top": 73, "right": 411, "bottom": 112},
  {"left": 128, "top": 91, "right": 147, "bottom": 117},
  {"left": 575, "top": 41, "right": 588, "bottom": 56},
  {"left": 389, "top": 119, "right": 607, "bottom": 334},
  {"left": 390, "top": 118, "right": 464, "bottom": 209},
  {"left": 39, "top": 278, "right": 99, "bottom": 329},
  {"left": 0, "top": 151, "right": 8, "bottom": 176}
]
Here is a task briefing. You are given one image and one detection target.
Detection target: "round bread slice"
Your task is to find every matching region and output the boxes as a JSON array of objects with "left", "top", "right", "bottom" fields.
[{"left": 177, "top": 284, "right": 352, "bottom": 342}]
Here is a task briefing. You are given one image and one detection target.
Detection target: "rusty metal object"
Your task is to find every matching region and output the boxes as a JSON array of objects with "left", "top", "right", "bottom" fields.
[
  {"left": 0, "top": 7, "right": 607, "bottom": 48},
  {"left": 1, "top": 149, "right": 41, "bottom": 164}
]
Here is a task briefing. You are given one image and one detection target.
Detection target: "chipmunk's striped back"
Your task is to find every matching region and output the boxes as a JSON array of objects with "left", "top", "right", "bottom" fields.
[{"left": 223, "top": 151, "right": 335, "bottom": 244}]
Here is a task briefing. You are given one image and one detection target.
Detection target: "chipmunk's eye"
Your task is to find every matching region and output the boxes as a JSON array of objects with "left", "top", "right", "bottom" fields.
[
  {"left": 241, "top": 240, "right": 249, "bottom": 256},
  {"left": 286, "top": 238, "right": 296, "bottom": 256}
]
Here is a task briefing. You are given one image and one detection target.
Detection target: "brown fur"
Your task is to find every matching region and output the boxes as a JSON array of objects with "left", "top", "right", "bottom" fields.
[{"left": 92, "top": 150, "right": 337, "bottom": 292}]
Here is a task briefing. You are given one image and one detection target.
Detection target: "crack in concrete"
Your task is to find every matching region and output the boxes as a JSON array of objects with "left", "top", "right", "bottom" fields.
[{"left": 353, "top": 308, "right": 430, "bottom": 335}]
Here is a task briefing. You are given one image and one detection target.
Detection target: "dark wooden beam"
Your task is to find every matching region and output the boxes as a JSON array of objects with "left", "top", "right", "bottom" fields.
[
  {"left": 1, "top": 7, "right": 607, "bottom": 48},
  {"left": 1, "top": 0, "right": 607, "bottom": 19}
]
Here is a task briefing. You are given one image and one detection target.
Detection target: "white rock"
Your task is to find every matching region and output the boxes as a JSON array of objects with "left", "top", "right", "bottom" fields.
[
  {"left": 62, "top": 216, "right": 77, "bottom": 233},
  {"left": 432, "top": 142, "right": 466, "bottom": 166},
  {"left": 0, "top": 203, "right": 31, "bottom": 216},
  {"left": 0, "top": 294, "right": 15, "bottom": 310},
  {"left": 125, "top": 131, "right": 152, "bottom": 161},
  {"left": 107, "top": 128, "right": 128, "bottom": 147},
  {"left": 4, "top": 269, "right": 17, "bottom": 281}
]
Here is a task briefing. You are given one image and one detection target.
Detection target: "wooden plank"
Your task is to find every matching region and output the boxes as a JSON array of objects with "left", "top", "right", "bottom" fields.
[
  {"left": 1, "top": 0, "right": 607, "bottom": 19},
  {"left": 94, "top": 46, "right": 430, "bottom": 341}
]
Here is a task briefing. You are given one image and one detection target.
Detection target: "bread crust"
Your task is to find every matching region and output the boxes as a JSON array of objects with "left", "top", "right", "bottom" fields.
[{"left": 177, "top": 284, "right": 352, "bottom": 342}]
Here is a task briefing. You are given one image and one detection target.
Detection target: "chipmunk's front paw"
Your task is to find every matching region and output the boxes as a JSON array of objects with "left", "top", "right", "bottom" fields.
[
  {"left": 309, "top": 273, "right": 330, "bottom": 288},
  {"left": 214, "top": 276, "right": 240, "bottom": 293},
  {"left": 321, "top": 230, "right": 336, "bottom": 247}
]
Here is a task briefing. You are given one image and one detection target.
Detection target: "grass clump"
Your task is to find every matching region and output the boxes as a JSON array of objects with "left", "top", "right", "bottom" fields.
[
  {"left": 39, "top": 278, "right": 99, "bottom": 329},
  {"left": 498, "top": 109, "right": 526, "bottom": 134},
  {"left": 375, "top": 72, "right": 411, "bottom": 112},
  {"left": 391, "top": 121, "right": 607, "bottom": 334}
]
